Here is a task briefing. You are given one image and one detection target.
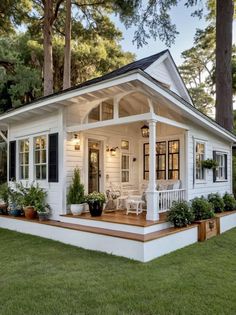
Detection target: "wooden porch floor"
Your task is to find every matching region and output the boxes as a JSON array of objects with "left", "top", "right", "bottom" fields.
[{"left": 61, "top": 210, "right": 168, "bottom": 227}]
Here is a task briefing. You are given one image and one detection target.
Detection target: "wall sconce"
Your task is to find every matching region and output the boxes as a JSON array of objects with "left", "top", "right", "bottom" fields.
[
  {"left": 106, "top": 146, "right": 119, "bottom": 156},
  {"left": 72, "top": 133, "right": 80, "bottom": 150},
  {"left": 141, "top": 124, "right": 149, "bottom": 138}
]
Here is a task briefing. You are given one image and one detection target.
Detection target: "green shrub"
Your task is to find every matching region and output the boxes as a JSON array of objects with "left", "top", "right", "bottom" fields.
[
  {"left": 208, "top": 193, "right": 225, "bottom": 213},
  {"left": 67, "top": 168, "right": 85, "bottom": 205},
  {"left": 85, "top": 192, "right": 106, "bottom": 204},
  {"left": 16, "top": 182, "right": 47, "bottom": 209},
  {"left": 191, "top": 197, "right": 214, "bottom": 220},
  {"left": 167, "top": 201, "right": 195, "bottom": 228},
  {"left": 223, "top": 193, "right": 236, "bottom": 211},
  {"left": 0, "top": 183, "right": 10, "bottom": 205}
]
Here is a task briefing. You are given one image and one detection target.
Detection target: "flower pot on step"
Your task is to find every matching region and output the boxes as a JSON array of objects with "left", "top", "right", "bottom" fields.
[
  {"left": 88, "top": 201, "right": 103, "bottom": 217},
  {"left": 70, "top": 204, "right": 85, "bottom": 216},
  {"left": 24, "top": 206, "right": 37, "bottom": 219},
  {"left": 38, "top": 212, "right": 49, "bottom": 221}
]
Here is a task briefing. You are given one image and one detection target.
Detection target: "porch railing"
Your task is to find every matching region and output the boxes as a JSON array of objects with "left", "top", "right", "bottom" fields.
[{"left": 159, "top": 189, "right": 186, "bottom": 213}]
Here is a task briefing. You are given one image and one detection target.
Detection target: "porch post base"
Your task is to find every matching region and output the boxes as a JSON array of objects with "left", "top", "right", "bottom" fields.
[{"left": 146, "top": 190, "right": 159, "bottom": 221}]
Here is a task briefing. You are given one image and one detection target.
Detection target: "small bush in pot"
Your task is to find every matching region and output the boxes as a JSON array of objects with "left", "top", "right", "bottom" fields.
[
  {"left": 208, "top": 193, "right": 225, "bottom": 213},
  {"left": 167, "top": 201, "right": 195, "bottom": 227},
  {"left": 223, "top": 193, "right": 236, "bottom": 211},
  {"left": 201, "top": 159, "right": 218, "bottom": 169},
  {"left": 191, "top": 197, "right": 214, "bottom": 221},
  {"left": 8, "top": 189, "right": 23, "bottom": 217},
  {"left": 85, "top": 192, "right": 106, "bottom": 217},
  {"left": 0, "top": 183, "right": 10, "bottom": 214},
  {"left": 17, "top": 183, "right": 47, "bottom": 219},
  {"left": 67, "top": 168, "right": 85, "bottom": 215},
  {"left": 36, "top": 203, "right": 51, "bottom": 221}
]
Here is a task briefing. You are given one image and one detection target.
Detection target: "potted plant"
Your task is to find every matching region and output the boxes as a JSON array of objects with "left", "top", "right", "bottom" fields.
[
  {"left": 208, "top": 193, "right": 225, "bottom": 213},
  {"left": 17, "top": 182, "right": 47, "bottom": 219},
  {"left": 223, "top": 193, "right": 236, "bottom": 211},
  {"left": 67, "top": 168, "right": 85, "bottom": 215},
  {"left": 0, "top": 183, "right": 10, "bottom": 215},
  {"left": 167, "top": 201, "right": 194, "bottom": 227},
  {"left": 201, "top": 159, "right": 218, "bottom": 169},
  {"left": 8, "top": 189, "right": 23, "bottom": 217},
  {"left": 36, "top": 203, "right": 51, "bottom": 221},
  {"left": 85, "top": 192, "right": 106, "bottom": 217},
  {"left": 191, "top": 197, "right": 218, "bottom": 241}
]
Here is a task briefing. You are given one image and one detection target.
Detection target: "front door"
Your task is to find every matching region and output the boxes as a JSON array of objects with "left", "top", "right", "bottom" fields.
[{"left": 88, "top": 146, "right": 100, "bottom": 193}]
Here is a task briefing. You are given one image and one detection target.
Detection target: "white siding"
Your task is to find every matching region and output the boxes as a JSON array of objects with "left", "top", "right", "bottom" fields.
[
  {"left": 8, "top": 111, "right": 63, "bottom": 220},
  {"left": 187, "top": 124, "right": 232, "bottom": 200}
]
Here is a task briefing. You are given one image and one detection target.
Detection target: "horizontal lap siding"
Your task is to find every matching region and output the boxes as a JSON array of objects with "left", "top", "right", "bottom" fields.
[
  {"left": 9, "top": 112, "right": 63, "bottom": 220},
  {"left": 187, "top": 125, "right": 232, "bottom": 200}
]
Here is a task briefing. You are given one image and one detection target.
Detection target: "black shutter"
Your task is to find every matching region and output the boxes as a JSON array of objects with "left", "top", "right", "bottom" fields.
[
  {"left": 9, "top": 141, "right": 16, "bottom": 181},
  {"left": 213, "top": 151, "right": 216, "bottom": 182},
  {"left": 224, "top": 154, "right": 228, "bottom": 180},
  {"left": 48, "top": 133, "right": 59, "bottom": 182}
]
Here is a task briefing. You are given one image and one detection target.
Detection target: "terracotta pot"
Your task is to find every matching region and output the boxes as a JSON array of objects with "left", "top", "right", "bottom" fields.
[{"left": 24, "top": 206, "right": 37, "bottom": 219}]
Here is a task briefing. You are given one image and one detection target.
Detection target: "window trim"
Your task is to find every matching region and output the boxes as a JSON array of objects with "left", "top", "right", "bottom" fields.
[
  {"left": 18, "top": 138, "right": 29, "bottom": 180},
  {"left": 33, "top": 134, "right": 48, "bottom": 181},
  {"left": 168, "top": 140, "right": 180, "bottom": 180},
  {"left": 214, "top": 151, "right": 228, "bottom": 182},
  {"left": 194, "top": 139, "right": 206, "bottom": 183},
  {"left": 121, "top": 154, "right": 130, "bottom": 183}
]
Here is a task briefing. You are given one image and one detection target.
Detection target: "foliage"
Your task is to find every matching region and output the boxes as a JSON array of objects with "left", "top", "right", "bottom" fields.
[
  {"left": 8, "top": 188, "right": 22, "bottom": 209},
  {"left": 208, "top": 193, "right": 224, "bottom": 213},
  {"left": 85, "top": 192, "right": 106, "bottom": 204},
  {"left": 0, "top": 183, "right": 11, "bottom": 205},
  {"left": 223, "top": 193, "right": 236, "bottom": 211},
  {"left": 67, "top": 168, "right": 85, "bottom": 205},
  {"left": 232, "top": 155, "right": 236, "bottom": 197},
  {"left": 201, "top": 159, "right": 218, "bottom": 169},
  {"left": 191, "top": 197, "right": 214, "bottom": 220},
  {"left": 16, "top": 182, "right": 47, "bottom": 211},
  {"left": 167, "top": 201, "right": 194, "bottom": 227}
]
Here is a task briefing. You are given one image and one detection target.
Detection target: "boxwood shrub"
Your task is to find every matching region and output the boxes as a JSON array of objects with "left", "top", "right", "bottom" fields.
[
  {"left": 223, "top": 193, "right": 236, "bottom": 211},
  {"left": 208, "top": 193, "right": 224, "bottom": 213},
  {"left": 167, "top": 201, "right": 195, "bottom": 228},
  {"left": 191, "top": 197, "right": 214, "bottom": 221}
]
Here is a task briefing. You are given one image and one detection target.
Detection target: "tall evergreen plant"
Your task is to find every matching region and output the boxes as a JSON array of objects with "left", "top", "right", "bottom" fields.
[{"left": 67, "top": 168, "right": 84, "bottom": 205}]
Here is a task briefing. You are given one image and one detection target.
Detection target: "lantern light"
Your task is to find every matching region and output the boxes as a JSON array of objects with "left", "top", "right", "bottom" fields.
[{"left": 141, "top": 124, "right": 149, "bottom": 138}]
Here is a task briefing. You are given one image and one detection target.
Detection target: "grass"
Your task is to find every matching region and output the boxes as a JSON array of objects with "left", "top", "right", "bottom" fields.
[{"left": 0, "top": 229, "right": 236, "bottom": 315}]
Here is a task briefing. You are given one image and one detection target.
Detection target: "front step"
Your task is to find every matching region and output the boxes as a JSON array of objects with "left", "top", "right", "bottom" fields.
[{"left": 60, "top": 214, "right": 173, "bottom": 235}]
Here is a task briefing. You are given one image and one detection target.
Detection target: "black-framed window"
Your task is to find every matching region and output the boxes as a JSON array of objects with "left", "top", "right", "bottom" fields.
[
  {"left": 143, "top": 142, "right": 166, "bottom": 180},
  {"left": 168, "top": 140, "right": 180, "bottom": 180}
]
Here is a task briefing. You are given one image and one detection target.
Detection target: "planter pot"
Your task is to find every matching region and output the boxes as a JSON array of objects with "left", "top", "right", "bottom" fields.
[
  {"left": 9, "top": 209, "right": 22, "bottom": 217},
  {"left": 70, "top": 204, "right": 85, "bottom": 216},
  {"left": 38, "top": 212, "right": 49, "bottom": 222},
  {"left": 195, "top": 217, "right": 220, "bottom": 241},
  {"left": 0, "top": 204, "right": 8, "bottom": 215},
  {"left": 88, "top": 201, "right": 104, "bottom": 217},
  {"left": 24, "top": 206, "right": 37, "bottom": 220}
]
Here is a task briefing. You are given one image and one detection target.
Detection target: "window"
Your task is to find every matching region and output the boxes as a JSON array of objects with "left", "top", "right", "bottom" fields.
[
  {"left": 19, "top": 139, "right": 29, "bottom": 180},
  {"left": 195, "top": 141, "right": 205, "bottom": 180},
  {"left": 88, "top": 100, "right": 113, "bottom": 123},
  {"left": 121, "top": 154, "right": 129, "bottom": 183},
  {"left": 34, "top": 135, "right": 47, "bottom": 180},
  {"left": 143, "top": 142, "right": 167, "bottom": 180},
  {"left": 121, "top": 140, "right": 129, "bottom": 150},
  {"left": 214, "top": 152, "right": 227, "bottom": 181},
  {"left": 168, "top": 140, "right": 179, "bottom": 180}
]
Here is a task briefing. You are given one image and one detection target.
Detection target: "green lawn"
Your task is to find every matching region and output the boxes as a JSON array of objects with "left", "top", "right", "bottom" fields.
[{"left": 0, "top": 228, "right": 236, "bottom": 315}]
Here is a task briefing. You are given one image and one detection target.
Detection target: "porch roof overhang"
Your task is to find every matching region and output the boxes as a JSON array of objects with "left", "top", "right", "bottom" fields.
[{"left": 0, "top": 69, "right": 235, "bottom": 143}]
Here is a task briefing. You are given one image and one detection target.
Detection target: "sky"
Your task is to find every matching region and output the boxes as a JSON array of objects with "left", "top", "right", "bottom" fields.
[{"left": 111, "top": 2, "right": 236, "bottom": 66}]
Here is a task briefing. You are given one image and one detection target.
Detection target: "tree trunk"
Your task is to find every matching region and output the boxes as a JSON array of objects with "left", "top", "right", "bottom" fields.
[
  {"left": 43, "top": 0, "right": 54, "bottom": 96},
  {"left": 63, "top": 0, "right": 71, "bottom": 90},
  {"left": 215, "top": 0, "right": 234, "bottom": 131}
]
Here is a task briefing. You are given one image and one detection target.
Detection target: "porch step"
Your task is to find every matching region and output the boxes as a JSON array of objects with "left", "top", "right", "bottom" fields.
[
  {"left": 0, "top": 215, "right": 194, "bottom": 242},
  {"left": 59, "top": 213, "right": 172, "bottom": 234}
]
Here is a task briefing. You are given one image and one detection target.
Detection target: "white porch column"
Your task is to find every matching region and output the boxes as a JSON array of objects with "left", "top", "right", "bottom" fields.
[{"left": 146, "top": 119, "right": 159, "bottom": 221}]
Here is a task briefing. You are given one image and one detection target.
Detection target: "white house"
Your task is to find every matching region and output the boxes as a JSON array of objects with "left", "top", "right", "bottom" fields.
[{"left": 0, "top": 49, "right": 236, "bottom": 262}]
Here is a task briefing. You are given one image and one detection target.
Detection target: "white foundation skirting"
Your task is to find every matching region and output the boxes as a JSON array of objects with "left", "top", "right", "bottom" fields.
[{"left": 0, "top": 217, "right": 198, "bottom": 262}]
